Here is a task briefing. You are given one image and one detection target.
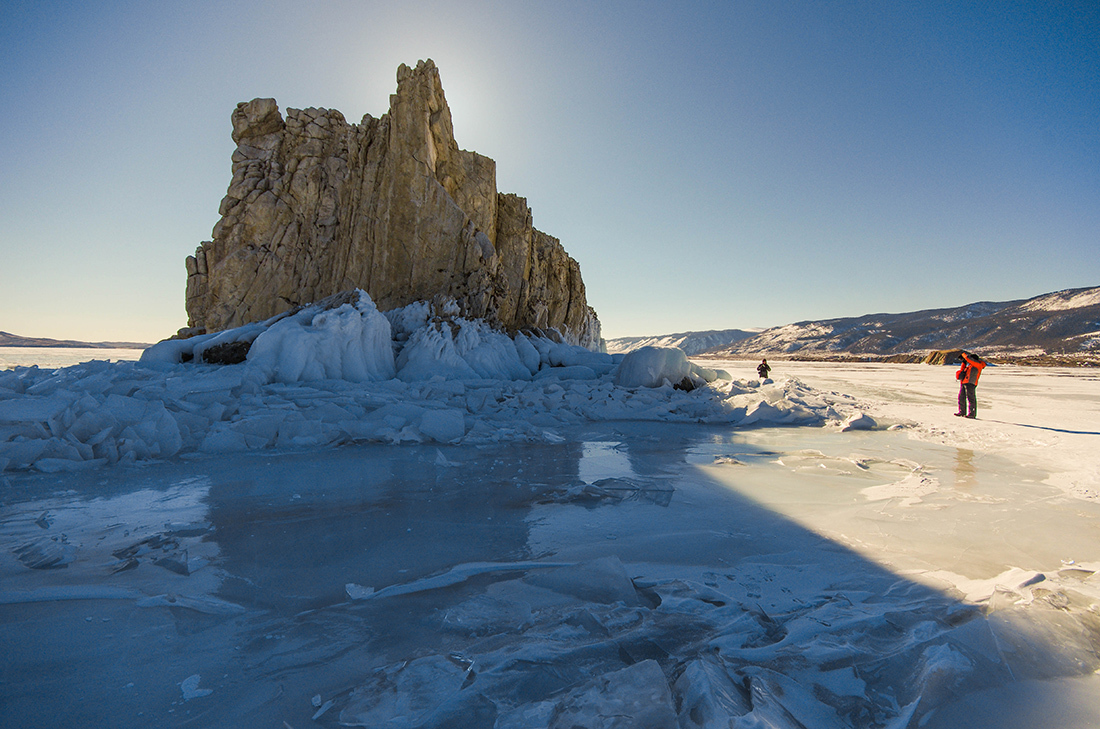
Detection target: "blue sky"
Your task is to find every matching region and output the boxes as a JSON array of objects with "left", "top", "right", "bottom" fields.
[{"left": 1, "top": 1, "right": 1097, "bottom": 342}]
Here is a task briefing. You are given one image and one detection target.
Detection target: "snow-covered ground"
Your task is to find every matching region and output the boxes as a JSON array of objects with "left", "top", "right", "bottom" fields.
[
  {"left": 712, "top": 359, "right": 1100, "bottom": 502},
  {"left": 2, "top": 341, "right": 1099, "bottom": 727}
]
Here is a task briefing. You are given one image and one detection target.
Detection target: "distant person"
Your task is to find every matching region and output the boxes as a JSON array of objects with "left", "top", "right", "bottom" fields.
[
  {"left": 757, "top": 358, "right": 771, "bottom": 379},
  {"left": 954, "top": 351, "right": 986, "bottom": 418}
]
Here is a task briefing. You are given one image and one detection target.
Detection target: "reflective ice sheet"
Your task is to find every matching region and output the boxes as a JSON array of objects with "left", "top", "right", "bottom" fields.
[{"left": 2, "top": 420, "right": 1098, "bottom": 728}]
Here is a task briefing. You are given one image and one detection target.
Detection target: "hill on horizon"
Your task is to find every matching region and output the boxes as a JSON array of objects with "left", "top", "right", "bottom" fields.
[
  {"left": 0, "top": 331, "right": 151, "bottom": 350},
  {"left": 604, "top": 286, "right": 1100, "bottom": 365},
  {"left": 604, "top": 328, "right": 759, "bottom": 356}
]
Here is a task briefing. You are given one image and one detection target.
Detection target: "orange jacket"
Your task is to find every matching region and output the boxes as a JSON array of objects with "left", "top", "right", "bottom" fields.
[{"left": 959, "top": 353, "right": 985, "bottom": 384}]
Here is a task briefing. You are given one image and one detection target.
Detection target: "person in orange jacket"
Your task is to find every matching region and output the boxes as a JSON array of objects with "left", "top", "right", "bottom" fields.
[{"left": 954, "top": 350, "right": 986, "bottom": 418}]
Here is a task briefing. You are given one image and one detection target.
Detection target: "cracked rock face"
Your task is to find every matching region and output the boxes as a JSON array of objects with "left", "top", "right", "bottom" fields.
[{"left": 185, "top": 59, "right": 601, "bottom": 349}]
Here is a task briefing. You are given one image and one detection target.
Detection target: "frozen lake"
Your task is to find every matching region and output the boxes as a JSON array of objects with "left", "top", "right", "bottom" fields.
[
  {"left": 0, "top": 346, "right": 145, "bottom": 370},
  {"left": 2, "top": 361, "right": 1099, "bottom": 727}
]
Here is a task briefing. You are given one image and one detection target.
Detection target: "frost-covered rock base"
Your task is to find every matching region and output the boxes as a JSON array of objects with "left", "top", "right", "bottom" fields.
[{"left": 0, "top": 293, "right": 859, "bottom": 473}]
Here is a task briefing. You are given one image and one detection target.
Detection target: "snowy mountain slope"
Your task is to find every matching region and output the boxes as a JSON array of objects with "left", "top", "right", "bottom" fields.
[
  {"left": 1015, "top": 287, "right": 1100, "bottom": 313},
  {"left": 701, "top": 286, "right": 1100, "bottom": 361},
  {"left": 605, "top": 329, "right": 757, "bottom": 355}
]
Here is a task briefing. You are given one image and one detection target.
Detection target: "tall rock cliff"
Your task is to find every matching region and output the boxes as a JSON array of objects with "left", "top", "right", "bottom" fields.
[{"left": 185, "top": 59, "right": 600, "bottom": 348}]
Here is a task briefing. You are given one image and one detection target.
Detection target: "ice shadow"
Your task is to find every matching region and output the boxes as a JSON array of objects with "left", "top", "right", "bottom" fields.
[
  {"left": 193, "top": 422, "right": 1100, "bottom": 728},
  {"left": 982, "top": 419, "right": 1100, "bottom": 436}
]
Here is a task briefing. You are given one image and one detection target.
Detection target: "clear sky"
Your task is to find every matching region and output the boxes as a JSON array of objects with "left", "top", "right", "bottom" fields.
[{"left": 1, "top": 1, "right": 1097, "bottom": 342}]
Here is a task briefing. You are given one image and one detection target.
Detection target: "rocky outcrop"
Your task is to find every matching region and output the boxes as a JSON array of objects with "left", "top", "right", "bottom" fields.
[
  {"left": 185, "top": 59, "right": 600, "bottom": 348},
  {"left": 921, "top": 349, "right": 966, "bottom": 366}
]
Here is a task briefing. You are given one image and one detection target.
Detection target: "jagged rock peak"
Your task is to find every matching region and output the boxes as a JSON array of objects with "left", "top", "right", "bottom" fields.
[{"left": 185, "top": 59, "right": 601, "bottom": 349}]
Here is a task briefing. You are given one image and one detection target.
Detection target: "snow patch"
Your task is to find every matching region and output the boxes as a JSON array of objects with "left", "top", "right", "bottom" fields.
[{"left": 1016, "top": 287, "right": 1100, "bottom": 313}]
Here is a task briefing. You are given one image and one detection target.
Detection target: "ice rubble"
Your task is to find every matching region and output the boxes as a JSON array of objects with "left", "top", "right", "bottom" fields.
[
  {"left": 329, "top": 551, "right": 1100, "bottom": 729},
  {"left": 0, "top": 291, "right": 853, "bottom": 473}
]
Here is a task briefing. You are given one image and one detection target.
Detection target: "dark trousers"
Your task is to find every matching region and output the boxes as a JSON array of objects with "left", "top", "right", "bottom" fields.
[{"left": 957, "top": 383, "right": 977, "bottom": 416}]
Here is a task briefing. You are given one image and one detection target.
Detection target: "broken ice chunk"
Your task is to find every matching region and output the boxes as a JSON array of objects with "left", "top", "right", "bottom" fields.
[
  {"left": 355, "top": 561, "right": 573, "bottom": 600},
  {"left": 546, "top": 660, "right": 678, "bottom": 729},
  {"left": 345, "top": 583, "right": 376, "bottom": 600},
  {"left": 495, "top": 699, "right": 557, "bottom": 729},
  {"left": 841, "top": 412, "right": 877, "bottom": 431},
  {"left": 179, "top": 674, "right": 212, "bottom": 700},
  {"left": 413, "top": 691, "right": 497, "bottom": 729},
  {"left": 339, "top": 655, "right": 470, "bottom": 727},
  {"left": 673, "top": 656, "right": 751, "bottom": 728},
  {"left": 111, "top": 557, "right": 139, "bottom": 574},
  {"left": 154, "top": 550, "right": 192, "bottom": 576},
  {"left": 0, "top": 394, "right": 71, "bottom": 423},
  {"left": 434, "top": 449, "right": 460, "bottom": 467},
  {"left": 442, "top": 594, "right": 533, "bottom": 636},
  {"left": 524, "top": 556, "right": 642, "bottom": 606},
  {"left": 740, "top": 667, "right": 847, "bottom": 729},
  {"left": 312, "top": 699, "right": 334, "bottom": 720},
  {"left": 418, "top": 409, "right": 465, "bottom": 443},
  {"left": 150, "top": 552, "right": 209, "bottom": 576},
  {"left": 199, "top": 427, "right": 250, "bottom": 453},
  {"left": 13, "top": 538, "right": 74, "bottom": 569}
]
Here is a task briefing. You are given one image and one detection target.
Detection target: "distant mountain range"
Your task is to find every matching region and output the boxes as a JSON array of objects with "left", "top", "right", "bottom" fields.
[
  {"left": 0, "top": 331, "right": 150, "bottom": 350},
  {"left": 604, "top": 329, "right": 759, "bottom": 356},
  {"left": 605, "top": 287, "right": 1100, "bottom": 365}
]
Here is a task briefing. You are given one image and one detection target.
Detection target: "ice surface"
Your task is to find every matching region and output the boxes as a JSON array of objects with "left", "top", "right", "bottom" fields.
[
  {"left": 0, "top": 347, "right": 144, "bottom": 370},
  {"left": 2, "top": 360, "right": 1099, "bottom": 727}
]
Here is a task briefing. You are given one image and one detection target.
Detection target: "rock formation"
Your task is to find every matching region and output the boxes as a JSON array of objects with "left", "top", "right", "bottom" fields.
[
  {"left": 921, "top": 349, "right": 967, "bottom": 366},
  {"left": 185, "top": 59, "right": 600, "bottom": 348}
]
